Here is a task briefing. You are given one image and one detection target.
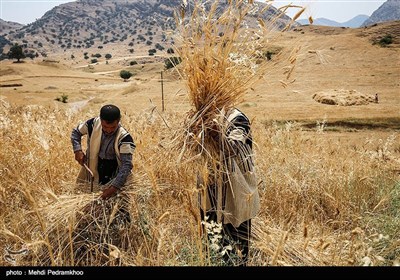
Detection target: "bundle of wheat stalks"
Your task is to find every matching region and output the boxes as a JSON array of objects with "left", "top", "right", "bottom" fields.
[
  {"left": 173, "top": 0, "right": 303, "bottom": 161},
  {"left": 31, "top": 190, "right": 134, "bottom": 266}
]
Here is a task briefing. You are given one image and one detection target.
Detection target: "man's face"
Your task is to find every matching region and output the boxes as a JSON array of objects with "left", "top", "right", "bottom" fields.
[{"left": 101, "top": 119, "right": 119, "bottom": 135}]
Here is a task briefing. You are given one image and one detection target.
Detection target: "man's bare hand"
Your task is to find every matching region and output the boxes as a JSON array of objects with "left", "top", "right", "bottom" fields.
[
  {"left": 74, "top": 150, "right": 86, "bottom": 166},
  {"left": 101, "top": 186, "right": 118, "bottom": 200}
]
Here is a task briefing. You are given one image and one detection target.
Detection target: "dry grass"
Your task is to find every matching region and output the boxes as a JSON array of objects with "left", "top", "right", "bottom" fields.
[
  {"left": 313, "top": 89, "right": 377, "bottom": 106},
  {"left": 0, "top": 96, "right": 399, "bottom": 266},
  {"left": 0, "top": 1, "right": 399, "bottom": 267}
]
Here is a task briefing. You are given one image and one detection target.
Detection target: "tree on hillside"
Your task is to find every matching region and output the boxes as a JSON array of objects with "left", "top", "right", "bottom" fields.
[
  {"left": 8, "top": 43, "right": 25, "bottom": 62},
  {"left": 120, "top": 70, "right": 132, "bottom": 82}
]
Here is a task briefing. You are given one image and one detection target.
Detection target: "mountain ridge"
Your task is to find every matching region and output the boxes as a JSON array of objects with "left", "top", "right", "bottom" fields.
[
  {"left": 0, "top": 0, "right": 293, "bottom": 59},
  {"left": 297, "top": 15, "right": 370, "bottom": 28},
  {"left": 295, "top": 0, "right": 400, "bottom": 28},
  {"left": 362, "top": 0, "right": 400, "bottom": 26}
]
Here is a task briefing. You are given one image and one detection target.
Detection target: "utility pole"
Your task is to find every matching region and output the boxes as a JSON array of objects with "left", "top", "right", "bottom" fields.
[{"left": 161, "top": 71, "right": 165, "bottom": 112}]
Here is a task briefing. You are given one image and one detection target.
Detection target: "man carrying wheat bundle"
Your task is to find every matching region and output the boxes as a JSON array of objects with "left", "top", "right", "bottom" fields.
[
  {"left": 173, "top": 0, "right": 268, "bottom": 266},
  {"left": 174, "top": 0, "right": 302, "bottom": 266},
  {"left": 196, "top": 107, "right": 260, "bottom": 266}
]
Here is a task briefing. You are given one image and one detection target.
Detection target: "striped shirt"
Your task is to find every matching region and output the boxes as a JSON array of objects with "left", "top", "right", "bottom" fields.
[
  {"left": 71, "top": 118, "right": 135, "bottom": 189},
  {"left": 224, "top": 108, "right": 254, "bottom": 173}
]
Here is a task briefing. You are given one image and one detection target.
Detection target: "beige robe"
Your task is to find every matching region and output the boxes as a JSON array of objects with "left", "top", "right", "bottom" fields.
[
  {"left": 200, "top": 109, "right": 260, "bottom": 228},
  {"left": 76, "top": 117, "right": 133, "bottom": 188}
]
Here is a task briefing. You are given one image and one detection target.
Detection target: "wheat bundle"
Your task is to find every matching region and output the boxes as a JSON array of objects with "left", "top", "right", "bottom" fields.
[
  {"left": 30, "top": 171, "right": 157, "bottom": 266},
  {"left": 31, "top": 192, "right": 133, "bottom": 265},
  {"left": 173, "top": 0, "right": 302, "bottom": 161}
]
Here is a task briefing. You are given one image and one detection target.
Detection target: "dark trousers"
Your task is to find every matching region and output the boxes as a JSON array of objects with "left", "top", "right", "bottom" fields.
[
  {"left": 200, "top": 182, "right": 251, "bottom": 266},
  {"left": 97, "top": 157, "right": 118, "bottom": 185}
]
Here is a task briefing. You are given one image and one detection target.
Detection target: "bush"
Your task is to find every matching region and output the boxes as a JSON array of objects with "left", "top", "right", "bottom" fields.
[
  {"left": 155, "top": 43, "right": 164, "bottom": 51},
  {"left": 378, "top": 35, "right": 393, "bottom": 47},
  {"left": 164, "top": 56, "right": 182, "bottom": 70},
  {"left": 120, "top": 70, "right": 132, "bottom": 81},
  {"left": 55, "top": 94, "right": 68, "bottom": 103}
]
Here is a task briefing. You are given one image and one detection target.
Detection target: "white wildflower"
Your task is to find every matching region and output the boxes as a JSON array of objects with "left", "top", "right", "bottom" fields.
[{"left": 362, "top": 256, "right": 372, "bottom": 266}]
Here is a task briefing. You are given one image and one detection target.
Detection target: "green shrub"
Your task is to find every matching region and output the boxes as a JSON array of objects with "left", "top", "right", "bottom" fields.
[
  {"left": 55, "top": 94, "right": 68, "bottom": 103},
  {"left": 164, "top": 56, "right": 182, "bottom": 70},
  {"left": 148, "top": 49, "right": 156, "bottom": 56},
  {"left": 120, "top": 70, "right": 132, "bottom": 81},
  {"left": 379, "top": 35, "right": 393, "bottom": 47}
]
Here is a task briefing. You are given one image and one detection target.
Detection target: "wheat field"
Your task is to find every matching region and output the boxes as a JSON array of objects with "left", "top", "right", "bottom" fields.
[
  {"left": 0, "top": 98, "right": 399, "bottom": 266},
  {"left": 1, "top": 0, "right": 399, "bottom": 267}
]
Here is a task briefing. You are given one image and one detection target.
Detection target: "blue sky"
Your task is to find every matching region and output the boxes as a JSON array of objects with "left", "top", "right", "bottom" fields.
[
  {"left": 0, "top": 0, "right": 386, "bottom": 25},
  {"left": 274, "top": 0, "right": 385, "bottom": 22}
]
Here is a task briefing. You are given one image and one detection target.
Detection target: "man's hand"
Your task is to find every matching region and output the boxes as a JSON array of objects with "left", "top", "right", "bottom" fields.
[
  {"left": 101, "top": 186, "right": 118, "bottom": 200},
  {"left": 74, "top": 150, "right": 86, "bottom": 166}
]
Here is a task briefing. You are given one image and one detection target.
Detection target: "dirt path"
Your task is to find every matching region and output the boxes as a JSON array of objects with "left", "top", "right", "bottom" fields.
[{"left": 68, "top": 97, "right": 94, "bottom": 114}]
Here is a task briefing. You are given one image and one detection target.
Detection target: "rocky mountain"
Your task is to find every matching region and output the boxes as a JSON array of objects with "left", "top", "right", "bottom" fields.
[
  {"left": 0, "top": 0, "right": 293, "bottom": 58},
  {"left": 0, "top": 35, "right": 12, "bottom": 56},
  {"left": 0, "top": 19, "right": 24, "bottom": 35},
  {"left": 0, "top": 20, "right": 20, "bottom": 56},
  {"left": 297, "top": 15, "right": 369, "bottom": 28},
  {"left": 362, "top": 0, "right": 400, "bottom": 26}
]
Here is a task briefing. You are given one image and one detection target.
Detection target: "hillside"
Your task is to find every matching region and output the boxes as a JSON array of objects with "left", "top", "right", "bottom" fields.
[
  {"left": 0, "top": 19, "right": 24, "bottom": 34},
  {"left": 1, "top": 20, "right": 399, "bottom": 122},
  {"left": 362, "top": 0, "right": 400, "bottom": 26},
  {"left": 0, "top": 19, "right": 22, "bottom": 55},
  {"left": 1, "top": 0, "right": 293, "bottom": 59}
]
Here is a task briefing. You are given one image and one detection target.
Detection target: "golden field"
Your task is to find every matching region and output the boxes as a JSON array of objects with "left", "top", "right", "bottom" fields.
[{"left": 0, "top": 19, "right": 399, "bottom": 266}]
